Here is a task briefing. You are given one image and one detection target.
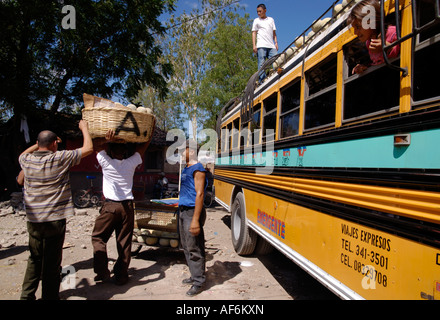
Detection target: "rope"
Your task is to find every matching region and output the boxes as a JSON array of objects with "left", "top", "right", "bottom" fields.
[{"left": 241, "top": 53, "right": 281, "bottom": 125}]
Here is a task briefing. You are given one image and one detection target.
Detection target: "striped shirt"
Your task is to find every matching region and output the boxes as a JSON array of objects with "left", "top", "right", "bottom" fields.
[{"left": 19, "top": 149, "right": 82, "bottom": 223}]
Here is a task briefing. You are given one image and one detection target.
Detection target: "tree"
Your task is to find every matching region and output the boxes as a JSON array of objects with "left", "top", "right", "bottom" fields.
[
  {"left": 0, "top": 0, "right": 176, "bottom": 198},
  {"left": 163, "top": 0, "right": 240, "bottom": 139},
  {"left": 198, "top": 11, "right": 255, "bottom": 129},
  {"left": 134, "top": 86, "right": 184, "bottom": 132},
  {"left": 0, "top": 0, "right": 176, "bottom": 121}
]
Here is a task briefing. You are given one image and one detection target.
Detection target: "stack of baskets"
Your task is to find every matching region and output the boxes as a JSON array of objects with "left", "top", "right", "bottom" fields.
[
  {"left": 81, "top": 93, "right": 155, "bottom": 143},
  {"left": 132, "top": 203, "right": 179, "bottom": 248},
  {"left": 134, "top": 208, "right": 178, "bottom": 232}
]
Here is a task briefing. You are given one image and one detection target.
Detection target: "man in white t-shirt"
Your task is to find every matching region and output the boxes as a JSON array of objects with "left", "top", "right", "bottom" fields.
[
  {"left": 91, "top": 129, "right": 150, "bottom": 285},
  {"left": 252, "top": 3, "right": 278, "bottom": 83}
]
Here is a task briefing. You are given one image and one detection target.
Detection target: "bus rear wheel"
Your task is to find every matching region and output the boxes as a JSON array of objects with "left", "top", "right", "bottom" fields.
[{"left": 231, "top": 192, "right": 257, "bottom": 255}]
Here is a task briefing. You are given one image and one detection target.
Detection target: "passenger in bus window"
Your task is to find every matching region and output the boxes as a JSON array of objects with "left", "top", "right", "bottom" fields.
[
  {"left": 252, "top": 3, "right": 278, "bottom": 82},
  {"left": 347, "top": 0, "right": 400, "bottom": 74}
]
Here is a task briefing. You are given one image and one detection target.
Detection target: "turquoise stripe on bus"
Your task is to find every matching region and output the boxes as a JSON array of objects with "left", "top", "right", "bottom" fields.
[{"left": 216, "top": 129, "right": 440, "bottom": 169}]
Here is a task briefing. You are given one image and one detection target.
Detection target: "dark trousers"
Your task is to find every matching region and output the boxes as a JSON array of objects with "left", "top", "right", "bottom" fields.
[
  {"left": 91, "top": 200, "right": 134, "bottom": 281},
  {"left": 178, "top": 207, "right": 206, "bottom": 286},
  {"left": 21, "top": 219, "right": 66, "bottom": 300}
]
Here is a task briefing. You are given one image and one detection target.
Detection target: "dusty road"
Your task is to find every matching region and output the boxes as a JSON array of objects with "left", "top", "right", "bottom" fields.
[{"left": 0, "top": 203, "right": 338, "bottom": 301}]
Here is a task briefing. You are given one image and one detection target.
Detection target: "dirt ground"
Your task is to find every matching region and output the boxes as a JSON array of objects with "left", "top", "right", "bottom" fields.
[{"left": 0, "top": 203, "right": 338, "bottom": 301}]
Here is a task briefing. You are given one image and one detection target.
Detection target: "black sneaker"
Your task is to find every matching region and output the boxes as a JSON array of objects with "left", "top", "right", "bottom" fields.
[
  {"left": 186, "top": 285, "right": 203, "bottom": 296},
  {"left": 94, "top": 270, "right": 111, "bottom": 282},
  {"left": 114, "top": 276, "right": 129, "bottom": 286},
  {"left": 182, "top": 278, "right": 193, "bottom": 285}
]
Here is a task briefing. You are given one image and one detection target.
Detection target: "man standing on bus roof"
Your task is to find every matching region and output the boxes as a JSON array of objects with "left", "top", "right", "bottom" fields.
[{"left": 252, "top": 3, "right": 278, "bottom": 83}]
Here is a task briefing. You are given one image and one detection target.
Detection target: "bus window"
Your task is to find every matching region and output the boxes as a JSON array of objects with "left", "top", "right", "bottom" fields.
[
  {"left": 344, "top": 40, "right": 371, "bottom": 77},
  {"left": 263, "top": 93, "right": 277, "bottom": 141},
  {"left": 220, "top": 125, "right": 227, "bottom": 152},
  {"left": 305, "top": 55, "right": 337, "bottom": 130},
  {"left": 227, "top": 122, "right": 233, "bottom": 151},
  {"left": 413, "top": 40, "right": 440, "bottom": 103},
  {"left": 344, "top": 66, "right": 400, "bottom": 119},
  {"left": 343, "top": 40, "right": 400, "bottom": 120},
  {"left": 240, "top": 121, "right": 248, "bottom": 148},
  {"left": 280, "top": 80, "right": 301, "bottom": 138},
  {"left": 416, "top": 0, "right": 440, "bottom": 42},
  {"left": 232, "top": 118, "right": 240, "bottom": 149},
  {"left": 413, "top": 0, "right": 440, "bottom": 104},
  {"left": 250, "top": 103, "right": 261, "bottom": 133}
]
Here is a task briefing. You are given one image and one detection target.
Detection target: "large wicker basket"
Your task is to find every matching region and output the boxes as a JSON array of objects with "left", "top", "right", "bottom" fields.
[
  {"left": 135, "top": 206, "right": 178, "bottom": 232},
  {"left": 81, "top": 93, "right": 155, "bottom": 143}
]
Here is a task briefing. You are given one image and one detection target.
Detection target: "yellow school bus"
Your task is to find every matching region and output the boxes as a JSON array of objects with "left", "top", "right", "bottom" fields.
[{"left": 214, "top": 0, "right": 440, "bottom": 299}]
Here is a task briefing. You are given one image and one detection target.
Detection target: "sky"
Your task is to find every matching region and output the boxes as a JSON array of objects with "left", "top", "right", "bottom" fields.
[{"left": 168, "top": 0, "right": 340, "bottom": 52}]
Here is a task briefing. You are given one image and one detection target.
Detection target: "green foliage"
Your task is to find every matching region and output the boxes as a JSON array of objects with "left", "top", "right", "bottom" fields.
[
  {"left": 156, "top": 0, "right": 254, "bottom": 135},
  {"left": 133, "top": 86, "right": 184, "bottom": 131},
  {"left": 0, "top": 0, "right": 176, "bottom": 118},
  {"left": 162, "top": 0, "right": 218, "bottom": 137},
  {"left": 199, "top": 11, "right": 255, "bottom": 129}
]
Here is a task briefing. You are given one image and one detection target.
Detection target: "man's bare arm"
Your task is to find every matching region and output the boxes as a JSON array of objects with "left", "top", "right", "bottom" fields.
[
  {"left": 189, "top": 170, "right": 206, "bottom": 236},
  {"left": 79, "top": 120, "right": 93, "bottom": 158}
]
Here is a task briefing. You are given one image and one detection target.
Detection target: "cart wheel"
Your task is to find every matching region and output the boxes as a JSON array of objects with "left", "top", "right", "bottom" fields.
[{"left": 131, "top": 244, "right": 142, "bottom": 256}]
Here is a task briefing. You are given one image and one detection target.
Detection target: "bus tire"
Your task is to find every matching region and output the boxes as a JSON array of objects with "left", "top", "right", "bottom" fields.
[
  {"left": 254, "top": 236, "right": 274, "bottom": 255},
  {"left": 231, "top": 192, "right": 257, "bottom": 255}
]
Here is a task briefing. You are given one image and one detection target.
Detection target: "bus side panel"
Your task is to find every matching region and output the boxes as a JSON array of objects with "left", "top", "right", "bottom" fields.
[
  {"left": 243, "top": 188, "right": 288, "bottom": 242},
  {"left": 244, "top": 189, "right": 440, "bottom": 300},
  {"left": 214, "top": 179, "right": 235, "bottom": 210}
]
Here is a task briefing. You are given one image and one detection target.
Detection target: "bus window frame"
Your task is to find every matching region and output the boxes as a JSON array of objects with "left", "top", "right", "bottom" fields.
[
  {"left": 220, "top": 125, "right": 227, "bottom": 153},
  {"left": 227, "top": 122, "right": 233, "bottom": 152},
  {"left": 240, "top": 119, "right": 251, "bottom": 148},
  {"left": 342, "top": 65, "right": 401, "bottom": 123},
  {"left": 262, "top": 92, "right": 278, "bottom": 142},
  {"left": 240, "top": 102, "right": 256, "bottom": 149},
  {"left": 412, "top": 29, "right": 440, "bottom": 107},
  {"left": 341, "top": 39, "right": 401, "bottom": 123},
  {"left": 232, "top": 117, "right": 240, "bottom": 150},
  {"left": 304, "top": 53, "right": 338, "bottom": 132},
  {"left": 250, "top": 102, "right": 262, "bottom": 145},
  {"left": 279, "top": 79, "right": 301, "bottom": 140}
]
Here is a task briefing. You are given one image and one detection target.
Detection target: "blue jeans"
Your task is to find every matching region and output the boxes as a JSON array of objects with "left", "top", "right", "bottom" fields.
[{"left": 257, "top": 47, "right": 277, "bottom": 82}]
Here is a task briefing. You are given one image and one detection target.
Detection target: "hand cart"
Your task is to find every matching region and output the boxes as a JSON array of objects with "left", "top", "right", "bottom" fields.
[{"left": 131, "top": 199, "right": 179, "bottom": 255}]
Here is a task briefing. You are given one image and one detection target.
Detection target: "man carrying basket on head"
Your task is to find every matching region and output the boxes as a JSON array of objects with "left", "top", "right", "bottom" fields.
[{"left": 91, "top": 129, "right": 151, "bottom": 285}]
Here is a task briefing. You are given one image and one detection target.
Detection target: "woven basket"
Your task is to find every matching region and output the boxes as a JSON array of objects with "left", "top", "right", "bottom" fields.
[
  {"left": 135, "top": 209, "right": 178, "bottom": 232},
  {"left": 81, "top": 94, "right": 155, "bottom": 143}
]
